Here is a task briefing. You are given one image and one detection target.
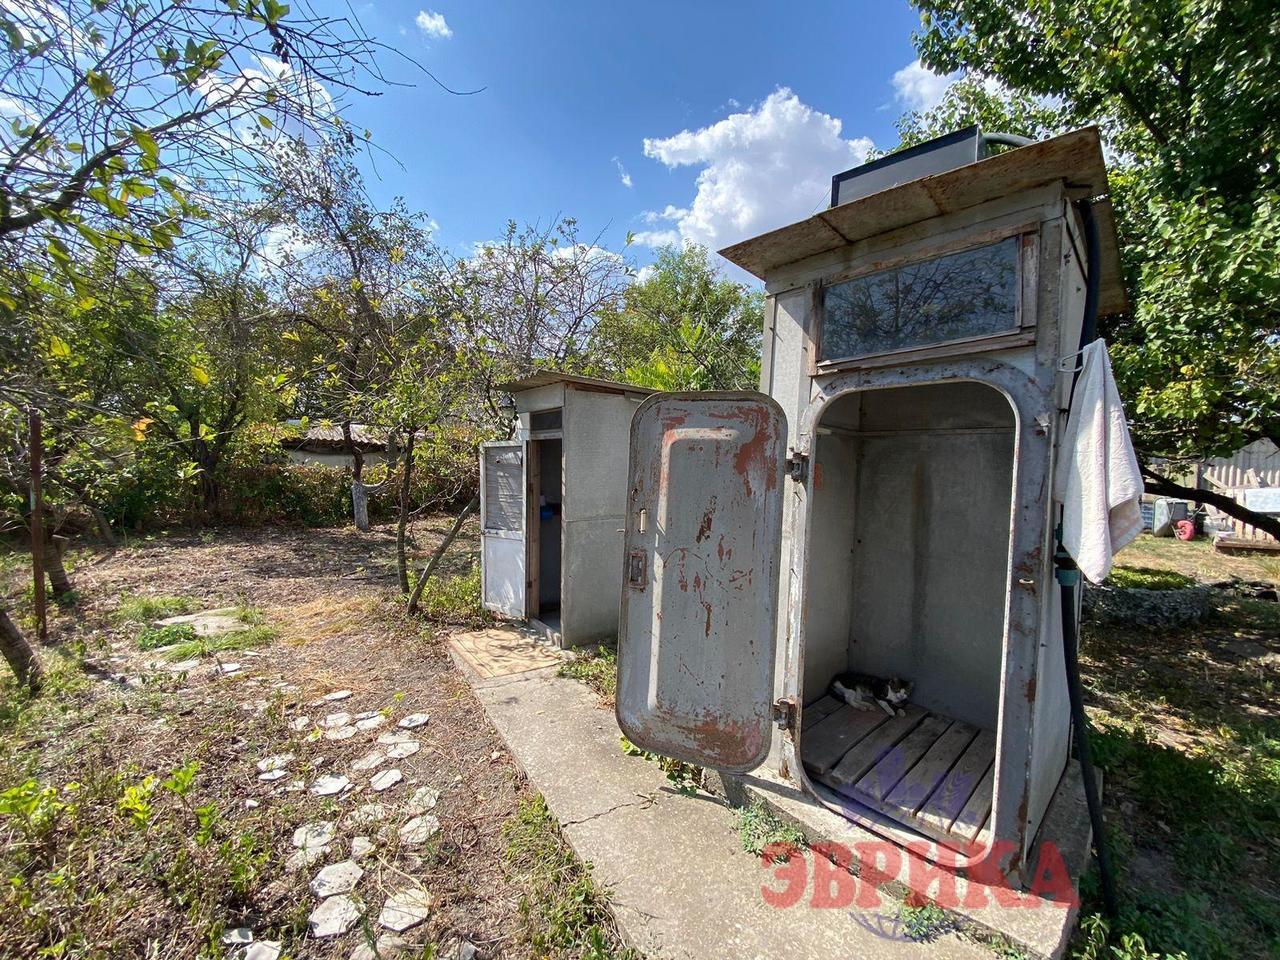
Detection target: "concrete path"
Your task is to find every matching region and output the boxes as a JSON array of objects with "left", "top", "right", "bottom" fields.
[{"left": 452, "top": 630, "right": 987, "bottom": 960}]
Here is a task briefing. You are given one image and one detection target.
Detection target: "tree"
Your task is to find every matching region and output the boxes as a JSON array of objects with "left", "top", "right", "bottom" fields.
[
  {"left": 903, "top": 0, "right": 1280, "bottom": 538},
  {"left": 590, "top": 243, "right": 764, "bottom": 391}
]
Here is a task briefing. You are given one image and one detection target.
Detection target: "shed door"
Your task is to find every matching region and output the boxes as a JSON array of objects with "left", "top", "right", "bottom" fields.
[
  {"left": 480, "top": 441, "right": 526, "bottom": 618},
  {"left": 617, "top": 392, "right": 787, "bottom": 772}
]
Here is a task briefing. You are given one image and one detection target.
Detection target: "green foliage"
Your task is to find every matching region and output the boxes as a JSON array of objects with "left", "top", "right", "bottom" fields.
[
  {"left": 136, "top": 623, "right": 197, "bottom": 651},
  {"left": 113, "top": 594, "right": 195, "bottom": 624},
  {"left": 0, "top": 779, "right": 75, "bottom": 840},
  {"left": 501, "top": 793, "right": 638, "bottom": 960},
  {"left": 618, "top": 736, "right": 703, "bottom": 792},
  {"left": 1073, "top": 915, "right": 1189, "bottom": 960},
  {"left": 558, "top": 647, "right": 619, "bottom": 704},
  {"left": 1104, "top": 567, "right": 1196, "bottom": 591},
  {"left": 158, "top": 624, "right": 276, "bottom": 662},
  {"left": 898, "top": 901, "right": 955, "bottom": 942},
  {"left": 412, "top": 566, "right": 488, "bottom": 625},
  {"left": 589, "top": 243, "right": 762, "bottom": 391},
  {"left": 735, "top": 799, "right": 806, "bottom": 859}
]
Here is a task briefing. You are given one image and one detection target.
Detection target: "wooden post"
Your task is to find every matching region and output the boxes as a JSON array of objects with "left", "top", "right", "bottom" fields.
[{"left": 29, "top": 409, "right": 46, "bottom": 642}]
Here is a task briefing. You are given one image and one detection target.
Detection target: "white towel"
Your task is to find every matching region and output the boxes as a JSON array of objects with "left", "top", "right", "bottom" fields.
[{"left": 1054, "top": 340, "right": 1144, "bottom": 583}]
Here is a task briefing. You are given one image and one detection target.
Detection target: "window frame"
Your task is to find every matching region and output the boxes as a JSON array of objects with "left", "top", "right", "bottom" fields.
[{"left": 808, "top": 221, "right": 1039, "bottom": 375}]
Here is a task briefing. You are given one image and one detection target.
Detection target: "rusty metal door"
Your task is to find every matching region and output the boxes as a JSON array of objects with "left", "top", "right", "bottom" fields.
[
  {"left": 616, "top": 392, "right": 787, "bottom": 772},
  {"left": 480, "top": 441, "right": 526, "bottom": 618}
]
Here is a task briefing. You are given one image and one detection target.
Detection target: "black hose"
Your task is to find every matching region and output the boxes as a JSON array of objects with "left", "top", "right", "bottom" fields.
[{"left": 1058, "top": 198, "right": 1119, "bottom": 918}]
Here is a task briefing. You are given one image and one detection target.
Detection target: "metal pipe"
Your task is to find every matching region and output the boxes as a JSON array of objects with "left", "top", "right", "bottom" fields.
[{"left": 982, "top": 131, "right": 1036, "bottom": 149}]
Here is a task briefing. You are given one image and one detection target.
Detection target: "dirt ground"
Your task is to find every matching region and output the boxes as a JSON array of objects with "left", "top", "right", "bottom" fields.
[{"left": 0, "top": 520, "right": 563, "bottom": 960}]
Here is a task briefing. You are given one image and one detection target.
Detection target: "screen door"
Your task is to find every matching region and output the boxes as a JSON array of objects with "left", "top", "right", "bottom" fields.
[{"left": 480, "top": 441, "right": 526, "bottom": 617}]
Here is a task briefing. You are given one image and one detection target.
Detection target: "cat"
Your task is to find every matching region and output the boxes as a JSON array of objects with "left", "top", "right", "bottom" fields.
[{"left": 829, "top": 671, "right": 913, "bottom": 717}]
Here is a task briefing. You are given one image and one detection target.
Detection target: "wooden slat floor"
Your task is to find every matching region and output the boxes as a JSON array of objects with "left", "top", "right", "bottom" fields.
[{"left": 801, "top": 699, "right": 996, "bottom": 849}]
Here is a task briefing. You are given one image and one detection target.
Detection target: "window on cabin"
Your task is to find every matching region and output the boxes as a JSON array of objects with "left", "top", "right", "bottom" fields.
[
  {"left": 530, "top": 409, "right": 563, "bottom": 431},
  {"left": 819, "top": 237, "right": 1020, "bottom": 363}
]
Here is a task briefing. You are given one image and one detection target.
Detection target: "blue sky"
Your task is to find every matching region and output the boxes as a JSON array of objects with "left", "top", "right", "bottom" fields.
[{"left": 317, "top": 1, "right": 953, "bottom": 268}]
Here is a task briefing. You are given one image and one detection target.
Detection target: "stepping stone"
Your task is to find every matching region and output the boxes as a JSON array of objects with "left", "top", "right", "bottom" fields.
[
  {"left": 221, "top": 927, "right": 253, "bottom": 946},
  {"left": 220, "top": 663, "right": 243, "bottom": 675},
  {"left": 257, "top": 770, "right": 288, "bottom": 782},
  {"left": 442, "top": 940, "right": 478, "bottom": 960},
  {"left": 323, "top": 690, "right": 353, "bottom": 702},
  {"left": 287, "top": 846, "right": 329, "bottom": 871},
  {"left": 406, "top": 787, "right": 439, "bottom": 815},
  {"left": 285, "top": 780, "right": 305, "bottom": 792},
  {"left": 322, "top": 712, "right": 353, "bottom": 729},
  {"left": 349, "top": 803, "right": 388, "bottom": 827},
  {"left": 376, "top": 731, "right": 416, "bottom": 746},
  {"left": 310, "top": 775, "right": 350, "bottom": 797},
  {"left": 355, "top": 715, "right": 386, "bottom": 731},
  {"left": 370, "top": 769, "right": 402, "bottom": 793},
  {"left": 308, "top": 894, "right": 361, "bottom": 938},
  {"left": 398, "top": 816, "right": 440, "bottom": 845},
  {"left": 167, "top": 658, "right": 201, "bottom": 672},
  {"left": 378, "top": 888, "right": 432, "bottom": 932},
  {"left": 311, "top": 860, "right": 364, "bottom": 897},
  {"left": 351, "top": 835, "right": 375, "bottom": 859},
  {"left": 351, "top": 750, "right": 387, "bottom": 772},
  {"left": 397, "top": 713, "right": 429, "bottom": 730},
  {"left": 289, "top": 716, "right": 313, "bottom": 732},
  {"left": 385, "top": 741, "right": 420, "bottom": 760},
  {"left": 245, "top": 943, "right": 282, "bottom": 960},
  {"left": 324, "top": 726, "right": 357, "bottom": 741},
  {"left": 355, "top": 710, "right": 382, "bottom": 720},
  {"left": 256, "top": 753, "right": 294, "bottom": 773},
  {"left": 156, "top": 609, "right": 243, "bottom": 635},
  {"left": 350, "top": 934, "right": 409, "bottom": 960},
  {"left": 293, "top": 821, "right": 337, "bottom": 849}
]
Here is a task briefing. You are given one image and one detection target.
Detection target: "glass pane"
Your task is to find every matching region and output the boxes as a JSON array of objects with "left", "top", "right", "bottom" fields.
[
  {"left": 820, "top": 237, "right": 1020, "bottom": 362},
  {"left": 530, "top": 409, "right": 562, "bottom": 431},
  {"left": 484, "top": 448, "right": 522, "bottom": 532}
]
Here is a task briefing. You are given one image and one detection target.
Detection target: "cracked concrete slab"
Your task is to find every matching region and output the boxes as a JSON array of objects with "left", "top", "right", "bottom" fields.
[{"left": 454, "top": 637, "right": 986, "bottom": 960}]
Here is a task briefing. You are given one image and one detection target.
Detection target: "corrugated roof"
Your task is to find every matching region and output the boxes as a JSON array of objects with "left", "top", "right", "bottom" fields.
[
  {"left": 280, "top": 422, "right": 387, "bottom": 450},
  {"left": 718, "top": 126, "right": 1127, "bottom": 316},
  {"left": 498, "top": 372, "right": 656, "bottom": 395}
]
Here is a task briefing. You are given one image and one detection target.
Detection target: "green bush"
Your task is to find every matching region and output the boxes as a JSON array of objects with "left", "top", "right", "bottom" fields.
[
  {"left": 113, "top": 594, "right": 195, "bottom": 624},
  {"left": 413, "top": 566, "right": 488, "bottom": 625}
]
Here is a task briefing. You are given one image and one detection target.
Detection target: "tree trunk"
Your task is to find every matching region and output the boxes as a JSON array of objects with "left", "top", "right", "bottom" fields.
[
  {"left": 47, "top": 534, "right": 74, "bottom": 602},
  {"left": 396, "top": 430, "right": 418, "bottom": 594},
  {"left": 0, "top": 602, "right": 42, "bottom": 693},
  {"left": 90, "top": 506, "right": 117, "bottom": 549},
  {"left": 351, "top": 480, "right": 370, "bottom": 532},
  {"left": 1142, "top": 467, "right": 1280, "bottom": 541},
  {"left": 407, "top": 495, "right": 479, "bottom": 614}
]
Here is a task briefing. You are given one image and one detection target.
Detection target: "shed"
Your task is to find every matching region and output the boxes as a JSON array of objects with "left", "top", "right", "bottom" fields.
[
  {"left": 614, "top": 126, "right": 1124, "bottom": 886},
  {"left": 480, "top": 373, "right": 653, "bottom": 646},
  {"left": 279, "top": 422, "right": 389, "bottom": 469}
]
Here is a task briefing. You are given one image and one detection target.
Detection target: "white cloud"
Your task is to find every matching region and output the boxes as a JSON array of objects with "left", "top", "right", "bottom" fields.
[
  {"left": 612, "top": 157, "right": 633, "bottom": 189},
  {"left": 892, "top": 59, "right": 958, "bottom": 112},
  {"left": 415, "top": 10, "right": 453, "bottom": 39},
  {"left": 636, "top": 88, "right": 874, "bottom": 250}
]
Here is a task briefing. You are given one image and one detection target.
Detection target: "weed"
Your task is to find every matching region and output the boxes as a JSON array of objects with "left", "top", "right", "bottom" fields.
[
  {"left": 618, "top": 736, "right": 702, "bottom": 792},
  {"left": 558, "top": 647, "right": 618, "bottom": 703},
  {"left": 136, "top": 622, "right": 198, "bottom": 650},
  {"left": 736, "top": 799, "right": 806, "bottom": 860},
  {"left": 899, "top": 901, "right": 955, "bottom": 942},
  {"left": 1105, "top": 566, "right": 1197, "bottom": 591},
  {"left": 1072, "top": 914, "right": 1190, "bottom": 960},
  {"left": 112, "top": 594, "right": 194, "bottom": 624},
  {"left": 413, "top": 566, "right": 490, "bottom": 625},
  {"left": 501, "top": 793, "right": 637, "bottom": 960},
  {"left": 159, "top": 624, "right": 276, "bottom": 662}
]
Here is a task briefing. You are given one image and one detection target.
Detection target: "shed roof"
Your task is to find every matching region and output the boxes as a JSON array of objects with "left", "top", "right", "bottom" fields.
[
  {"left": 718, "top": 126, "right": 1127, "bottom": 316},
  {"left": 498, "top": 372, "right": 655, "bottom": 396}
]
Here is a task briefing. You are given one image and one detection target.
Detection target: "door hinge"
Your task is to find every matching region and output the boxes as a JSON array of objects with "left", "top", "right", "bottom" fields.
[
  {"left": 772, "top": 697, "right": 797, "bottom": 731},
  {"left": 786, "top": 450, "right": 808, "bottom": 484}
]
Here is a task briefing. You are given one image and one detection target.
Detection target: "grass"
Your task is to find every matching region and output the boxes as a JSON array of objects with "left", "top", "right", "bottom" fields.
[
  {"left": 413, "top": 566, "right": 490, "bottom": 626},
  {"left": 617, "top": 736, "right": 702, "bottom": 792},
  {"left": 1105, "top": 566, "right": 1197, "bottom": 591},
  {"left": 1113, "top": 533, "right": 1280, "bottom": 585},
  {"left": 136, "top": 622, "right": 198, "bottom": 650},
  {"left": 501, "top": 793, "right": 638, "bottom": 960},
  {"left": 558, "top": 646, "right": 619, "bottom": 704},
  {"left": 157, "top": 625, "right": 277, "bottom": 662},
  {"left": 112, "top": 594, "right": 195, "bottom": 624},
  {"left": 736, "top": 798, "right": 807, "bottom": 860},
  {"left": 898, "top": 901, "right": 955, "bottom": 942}
]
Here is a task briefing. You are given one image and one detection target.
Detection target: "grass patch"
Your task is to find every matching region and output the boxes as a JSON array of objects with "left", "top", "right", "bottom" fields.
[
  {"left": 158, "top": 625, "right": 276, "bottom": 662},
  {"left": 736, "top": 798, "right": 806, "bottom": 860},
  {"left": 618, "top": 736, "right": 702, "bottom": 792},
  {"left": 413, "top": 566, "right": 489, "bottom": 626},
  {"left": 558, "top": 647, "right": 618, "bottom": 704},
  {"left": 501, "top": 793, "right": 637, "bottom": 960},
  {"left": 899, "top": 901, "right": 955, "bottom": 942},
  {"left": 1105, "top": 566, "right": 1197, "bottom": 591},
  {"left": 137, "top": 623, "right": 198, "bottom": 651},
  {"left": 112, "top": 594, "right": 194, "bottom": 624}
]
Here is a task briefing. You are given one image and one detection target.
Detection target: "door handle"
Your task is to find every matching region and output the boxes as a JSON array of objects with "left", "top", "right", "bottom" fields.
[{"left": 627, "top": 550, "right": 647, "bottom": 588}]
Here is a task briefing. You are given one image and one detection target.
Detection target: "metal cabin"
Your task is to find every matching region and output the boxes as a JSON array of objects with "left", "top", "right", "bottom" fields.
[
  {"left": 615, "top": 127, "right": 1125, "bottom": 882},
  {"left": 480, "top": 373, "right": 653, "bottom": 647}
]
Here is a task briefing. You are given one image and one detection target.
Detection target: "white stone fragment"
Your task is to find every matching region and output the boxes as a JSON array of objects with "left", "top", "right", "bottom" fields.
[
  {"left": 221, "top": 927, "right": 253, "bottom": 945},
  {"left": 369, "top": 769, "right": 402, "bottom": 793},
  {"left": 376, "top": 731, "right": 416, "bottom": 746},
  {"left": 286, "top": 846, "right": 329, "bottom": 871},
  {"left": 351, "top": 835, "right": 375, "bottom": 859},
  {"left": 323, "top": 690, "right": 353, "bottom": 702},
  {"left": 311, "top": 859, "right": 364, "bottom": 897},
  {"left": 385, "top": 741, "right": 420, "bottom": 760},
  {"left": 355, "top": 715, "right": 386, "bottom": 731},
  {"left": 167, "top": 658, "right": 201, "bottom": 672},
  {"left": 396, "top": 713, "right": 429, "bottom": 730},
  {"left": 310, "top": 774, "right": 350, "bottom": 797},
  {"left": 397, "top": 815, "right": 440, "bottom": 845},
  {"left": 256, "top": 753, "right": 294, "bottom": 773},
  {"left": 257, "top": 769, "right": 287, "bottom": 782},
  {"left": 349, "top": 934, "right": 408, "bottom": 960},
  {"left": 220, "top": 663, "right": 242, "bottom": 675},
  {"left": 289, "top": 715, "right": 312, "bottom": 732},
  {"left": 244, "top": 942, "right": 282, "bottom": 960},
  {"left": 285, "top": 779, "right": 305, "bottom": 792},
  {"left": 351, "top": 750, "right": 387, "bottom": 772},
  {"left": 322, "top": 712, "right": 353, "bottom": 729},
  {"left": 324, "top": 726, "right": 358, "bottom": 741},
  {"left": 441, "top": 940, "right": 478, "bottom": 960},
  {"left": 308, "top": 894, "right": 361, "bottom": 938},
  {"left": 354, "top": 710, "right": 381, "bottom": 720},
  {"left": 349, "top": 802, "right": 388, "bottom": 827},
  {"left": 406, "top": 787, "right": 439, "bottom": 815},
  {"left": 244, "top": 799, "right": 260, "bottom": 810},
  {"left": 293, "top": 821, "right": 337, "bottom": 849},
  {"left": 377, "top": 888, "right": 432, "bottom": 932}
]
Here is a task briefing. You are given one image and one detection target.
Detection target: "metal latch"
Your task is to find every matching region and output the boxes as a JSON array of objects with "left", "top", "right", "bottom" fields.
[
  {"left": 786, "top": 450, "right": 808, "bottom": 484},
  {"left": 772, "top": 697, "right": 797, "bottom": 731}
]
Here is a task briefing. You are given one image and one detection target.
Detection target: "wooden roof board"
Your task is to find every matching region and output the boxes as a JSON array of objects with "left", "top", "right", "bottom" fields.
[
  {"left": 498, "top": 371, "right": 655, "bottom": 396},
  {"left": 719, "top": 127, "right": 1127, "bottom": 315}
]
